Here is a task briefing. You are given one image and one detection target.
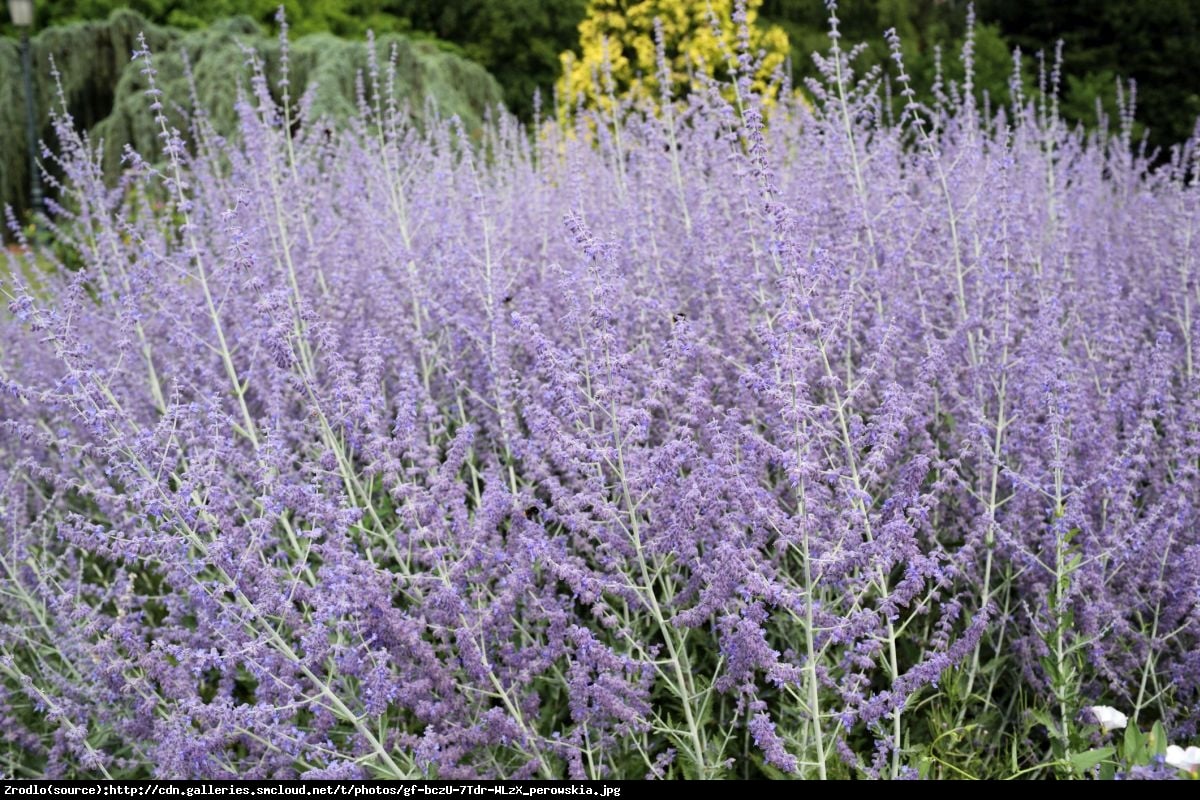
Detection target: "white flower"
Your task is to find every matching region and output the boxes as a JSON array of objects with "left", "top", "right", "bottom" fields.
[
  {"left": 1088, "top": 705, "right": 1128, "bottom": 734},
  {"left": 1165, "top": 745, "right": 1200, "bottom": 774}
]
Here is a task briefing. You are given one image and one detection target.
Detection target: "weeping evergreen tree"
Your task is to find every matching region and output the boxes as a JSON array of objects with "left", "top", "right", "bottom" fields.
[
  {"left": 0, "top": 41, "right": 28, "bottom": 227},
  {"left": 0, "top": 9, "right": 503, "bottom": 226},
  {"left": 1, "top": 10, "right": 168, "bottom": 223}
]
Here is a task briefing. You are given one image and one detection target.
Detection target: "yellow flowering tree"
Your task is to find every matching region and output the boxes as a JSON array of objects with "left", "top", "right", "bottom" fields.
[{"left": 557, "top": 0, "right": 789, "bottom": 111}]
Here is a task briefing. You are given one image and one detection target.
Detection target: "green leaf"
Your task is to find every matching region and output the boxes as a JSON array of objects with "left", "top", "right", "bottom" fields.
[
  {"left": 1030, "top": 708, "right": 1058, "bottom": 734},
  {"left": 1150, "top": 721, "right": 1168, "bottom": 758},
  {"left": 1124, "top": 724, "right": 1145, "bottom": 764},
  {"left": 1070, "top": 747, "right": 1115, "bottom": 776}
]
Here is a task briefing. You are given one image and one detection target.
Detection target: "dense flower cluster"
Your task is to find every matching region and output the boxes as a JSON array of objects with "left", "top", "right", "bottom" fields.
[{"left": 2, "top": 8, "right": 1198, "bottom": 780}]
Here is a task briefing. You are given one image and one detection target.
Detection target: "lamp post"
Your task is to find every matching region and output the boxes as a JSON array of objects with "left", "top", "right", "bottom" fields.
[{"left": 8, "top": 0, "right": 41, "bottom": 221}]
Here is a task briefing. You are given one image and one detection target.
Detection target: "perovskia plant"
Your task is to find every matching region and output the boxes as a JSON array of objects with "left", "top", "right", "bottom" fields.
[{"left": 1, "top": 1, "right": 1198, "bottom": 781}]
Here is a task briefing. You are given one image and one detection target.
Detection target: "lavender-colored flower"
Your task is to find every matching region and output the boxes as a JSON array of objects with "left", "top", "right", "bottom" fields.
[{"left": 1, "top": 5, "right": 1197, "bottom": 781}]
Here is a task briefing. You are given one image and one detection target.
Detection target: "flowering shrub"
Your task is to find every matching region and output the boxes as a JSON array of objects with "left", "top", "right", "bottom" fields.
[
  {"left": 2, "top": 4, "right": 1199, "bottom": 781},
  {"left": 558, "top": 0, "right": 790, "bottom": 110}
]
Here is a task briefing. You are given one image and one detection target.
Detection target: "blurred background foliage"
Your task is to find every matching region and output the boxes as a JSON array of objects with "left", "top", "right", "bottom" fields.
[
  {"left": 2, "top": 0, "right": 1198, "bottom": 223},
  {"left": 763, "top": 0, "right": 1199, "bottom": 151},
  {"left": 0, "top": 6, "right": 503, "bottom": 222}
]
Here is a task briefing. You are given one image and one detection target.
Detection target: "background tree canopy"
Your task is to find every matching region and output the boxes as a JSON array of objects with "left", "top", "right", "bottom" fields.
[
  {"left": 1, "top": 1, "right": 589, "bottom": 117},
  {"left": 760, "top": 0, "right": 1200, "bottom": 151},
  {"left": 974, "top": 0, "right": 1200, "bottom": 152},
  {"left": 3, "top": 1, "right": 1198, "bottom": 225},
  {"left": 0, "top": 8, "right": 503, "bottom": 223}
]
